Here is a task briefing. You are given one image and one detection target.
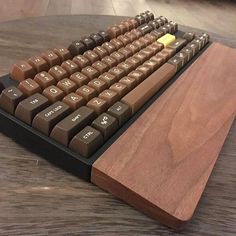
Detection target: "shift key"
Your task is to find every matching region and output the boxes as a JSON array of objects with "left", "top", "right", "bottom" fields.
[{"left": 32, "top": 101, "right": 71, "bottom": 135}]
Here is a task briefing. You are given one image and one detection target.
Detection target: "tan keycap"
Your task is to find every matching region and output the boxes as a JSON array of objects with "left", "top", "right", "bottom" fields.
[
  {"left": 57, "top": 78, "right": 77, "bottom": 94},
  {"left": 18, "top": 78, "right": 42, "bottom": 96},
  {"left": 98, "top": 89, "right": 119, "bottom": 106},
  {"left": 11, "top": 61, "right": 36, "bottom": 81},
  {"left": 76, "top": 85, "right": 97, "bottom": 101},
  {"left": 28, "top": 56, "right": 49, "bottom": 73},
  {"left": 34, "top": 71, "right": 56, "bottom": 89},
  {"left": 63, "top": 92, "right": 85, "bottom": 110},
  {"left": 43, "top": 85, "right": 65, "bottom": 102},
  {"left": 87, "top": 97, "right": 108, "bottom": 115}
]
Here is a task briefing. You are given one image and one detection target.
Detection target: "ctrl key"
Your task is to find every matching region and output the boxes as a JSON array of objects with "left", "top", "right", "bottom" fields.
[{"left": 69, "top": 126, "right": 103, "bottom": 158}]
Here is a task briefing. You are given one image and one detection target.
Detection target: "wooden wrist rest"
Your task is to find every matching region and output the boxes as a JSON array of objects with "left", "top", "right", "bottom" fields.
[{"left": 91, "top": 43, "right": 236, "bottom": 230}]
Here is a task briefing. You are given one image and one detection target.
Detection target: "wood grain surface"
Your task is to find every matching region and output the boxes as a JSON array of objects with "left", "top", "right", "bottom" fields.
[
  {"left": 92, "top": 42, "right": 236, "bottom": 230},
  {"left": 0, "top": 15, "right": 236, "bottom": 235}
]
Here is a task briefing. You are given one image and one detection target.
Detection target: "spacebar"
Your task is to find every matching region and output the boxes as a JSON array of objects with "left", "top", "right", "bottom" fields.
[{"left": 121, "top": 63, "right": 176, "bottom": 114}]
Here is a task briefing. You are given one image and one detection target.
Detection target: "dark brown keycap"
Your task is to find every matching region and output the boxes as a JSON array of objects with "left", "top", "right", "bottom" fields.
[
  {"left": 145, "top": 10, "right": 154, "bottom": 20},
  {"left": 32, "top": 101, "right": 71, "bottom": 135},
  {"left": 70, "top": 72, "right": 90, "bottom": 86},
  {"left": 43, "top": 85, "right": 65, "bottom": 102},
  {"left": 61, "top": 60, "right": 79, "bottom": 75},
  {"left": 117, "top": 35, "right": 131, "bottom": 46},
  {"left": 135, "top": 15, "right": 145, "bottom": 25},
  {"left": 69, "top": 126, "right": 103, "bottom": 157},
  {"left": 57, "top": 78, "right": 77, "bottom": 94},
  {"left": 88, "top": 79, "right": 107, "bottom": 93},
  {"left": 34, "top": 72, "right": 56, "bottom": 89},
  {"left": 168, "top": 55, "right": 184, "bottom": 72},
  {"left": 76, "top": 85, "right": 97, "bottom": 101},
  {"left": 98, "top": 89, "right": 119, "bottom": 106},
  {"left": 73, "top": 55, "right": 91, "bottom": 68},
  {"left": 11, "top": 61, "right": 36, "bottom": 82},
  {"left": 50, "top": 106, "right": 96, "bottom": 146},
  {"left": 101, "top": 56, "right": 117, "bottom": 68},
  {"left": 63, "top": 92, "right": 85, "bottom": 110},
  {"left": 18, "top": 78, "right": 42, "bottom": 96},
  {"left": 167, "top": 38, "right": 187, "bottom": 53},
  {"left": 110, "top": 38, "right": 123, "bottom": 49},
  {"left": 80, "top": 37, "right": 95, "bottom": 50},
  {"left": 150, "top": 29, "right": 164, "bottom": 39},
  {"left": 28, "top": 56, "right": 49, "bottom": 73},
  {"left": 117, "top": 61, "right": 133, "bottom": 74},
  {"left": 99, "top": 72, "right": 117, "bottom": 86},
  {"left": 89, "top": 33, "right": 104, "bottom": 46},
  {"left": 87, "top": 97, "right": 108, "bottom": 115},
  {"left": 81, "top": 66, "right": 99, "bottom": 80},
  {"left": 181, "top": 47, "right": 194, "bottom": 62},
  {"left": 83, "top": 50, "right": 100, "bottom": 63},
  {"left": 148, "top": 20, "right": 160, "bottom": 30},
  {"left": 92, "top": 61, "right": 109, "bottom": 74},
  {"left": 48, "top": 65, "right": 69, "bottom": 81},
  {"left": 119, "top": 76, "right": 137, "bottom": 90},
  {"left": 92, "top": 113, "right": 118, "bottom": 141},
  {"left": 0, "top": 86, "right": 24, "bottom": 114},
  {"left": 107, "top": 26, "right": 121, "bottom": 38},
  {"left": 41, "top": 50, "right": 61, "bottom": 67},
  {"left": 118, "top": 47, "right": 133, "bottom": 58},
  {"left": 110, "top": 51, "right": 125, "bottom": 63},
  {"left": 107, "top": 101, "right": 131, "bottom": 126},
  {"left": 182, "top": 32, "right": 195, "bottom": 42},
  {"left": 175, "top": 51, "right": 189, "bottom": 64},
  {"left": 122, "top": 63, "right": 176, "bottom": 114},
  {"left": 68, "top": 41, "right": 87, "bottom": 56},
  {"left": 102, "top": 42, "right": 116, "bottom": 54},
  {"left": 128, "top": 70, "right": 145, "bottom": 84},
  {"left": 108, "top": 67, "right": 126, "bottom": 81},
  {"left": 137, "top": 24, "right": 153, "bottom": 35},
  {"left": 93, "top": 46, "right": 108, "bottom": 58},
  {"left": 98, "top": 31, "right": 110, "bottom": 42},
  {"left": 186, "top": 42, "right": 199, "bottom": 55},
  {"left": 53, "top": 47, "right": 71, "bottom": 61},
  {"left": 15, "top": 93, "right": 50, "bottom": 125},
  {"left": 110, "top": 82, "right": 129, "bottom": 98}
]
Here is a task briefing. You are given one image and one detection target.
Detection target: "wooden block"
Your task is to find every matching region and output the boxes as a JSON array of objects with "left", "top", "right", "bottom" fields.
[{"left": 91, "top": 43, "right": 236, "bottom": 230}]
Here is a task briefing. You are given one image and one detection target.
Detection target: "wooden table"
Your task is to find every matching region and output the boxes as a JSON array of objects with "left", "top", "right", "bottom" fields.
[{"left": 0, "top": 15, "right": 235, "bottom": 235}]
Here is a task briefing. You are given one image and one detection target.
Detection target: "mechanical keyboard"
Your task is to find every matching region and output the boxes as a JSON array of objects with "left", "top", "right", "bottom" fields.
[{"left": 1, "top": 11, "right": 236, "bottom": 229}]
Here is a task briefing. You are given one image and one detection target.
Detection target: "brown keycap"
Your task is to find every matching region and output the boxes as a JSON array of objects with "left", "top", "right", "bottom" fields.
[
  {"left": 136, "top": 64, "right": 153, "bottom": 77},
  {"left": 28, "top": 56, "right": 49, "bottom": 73},
  {"left": 133, "top": 51, "right": 148, "bottom": 63},
  {"left": 0, "top": 86, "right": 24, "bottom": 114},
  {"left": 107, "top": 101, "right": 131, "bottom": 126},
  {"left": 108, "top": 67, "right": 126, "bottom": 81},
  {"left": 143, "top": 60, "right": 160, "bottom": 71},
  {"left": 125, "top": 43, "right": 139, "bottom": 54},
  {"left": 139, "top": 37, "right": 150, "bottom": 46},
  {"left": 118, "top": 47, "right": 133, "bottom": 58},
  {"left": 117, "top": 35, "right": 131, "bottom": 46},
  {"left": 73, "top": 55, "right": 91, "bottom": 68},
  {"left": 11, "top": 61, "right": 36, "bottom": 81},
  {"left": 121, "top": 20, "right": 133, "bottom": 31},
  {"left": 83, "top": 50, "right": 100, "bottom": 63},
  {"left": 150, "top": 55, "right": 165, "bottom": 67},
  {"left": 124, "top": 32, "right": 137, "bottom": 42},
  {"left": 157, "top": 49, "right": 172, "bottom": 62},
  {"left": 92, "top": 113, "right": 118, "bottom": 141},
  {"left": 50, "top": 106, "right": 96, "bottom": 146},
  {"left": 119, "top": 76, "right": 137, "bottom": 90},
  {"left": 70, "top": 72, "right": 90, "bottom": 86},
  {"left": 53, "top": 47, "right": 71, "bottom": 61},
  {"left": 110, "top": 51, "right": 125, "bottom": 63},
  {"left": 57, "top": 78, "right": 77, "bottom": 94},
  {"left": 87, "top": 97, "right": 108, "bottom": 115},
  {"left": 41, "top": 50, "right": 60, "bottom": 67},
  {"left": 152, "top": 41, "right": 164, "bottom": 51},
  {"left": 116, "top": 23, "right": 127, "bottom": 34},
  {"left": 144, "top": 33, "right": 156, "bottom": 43},
  {"left": 121, "top": 63, "right": 176, "bottom": 114},
  {"left": 15, "top": 93, "right": 50, "bottom": 125},
  {"left": 93, "top": 46, "right": 108, "bottom": 58},
  {"left": 99, "top": 72, "right": 117, "bottom": 86},
  {"left": 102, "top": 42, "right": 116, "bottom": 54},
  {"left": 117, "top": 61, "right": 133, "bottom": 74},
  {"left": 126, "top": 56, "right": 141, "bottom": 68},
  {"left": 32, "top": 101, "right": 71, "bottom": 135},
  {"left": 69, "top": 125, "right": 103, "bottom": 157},
  {"left": 0, "top": 81, "right": 4, "bottom": 93},
  {"left": 133, "top": 39, "right": 146, "bottom": 50},
  {"left": 110, "top": 82, "right": 129, "bottom": 98},
  {"left": 107, "top": 26, "right": 121, "bottom": 38},
  {"left": 128, "top": 70, "right": 145, "bottom": 83},
  {"left": 141, "top": 47, "right": 155, "bottom": 58},
  {"left": 43, "top": 85, "right": 65, "bottom": 102},
  {"left": 61, "top": 60, "right": 79, "bottom": 75},
  {"left": 99, "top": 89, "right": 119, "bottom": 106},
  {"left": 76, "top": 85, "right": 97, "bottom": 101},
  {"left": 18, "top": 78, "right": 42, "bottom": 96},
  {"left": 146, "top": 43, "right": 161, "bottom": 54},
  {"left": 34, "top": 71, "right": 56, "bottom": 89},
  {"left": 161, "top": 48, "right": 176, "bottom": 59},
  {"left": 92, "top": 61, "right": 109, "bottom": 74},
  {"left": 131, "top": 29, "right": 142, "bottom": 38},
  {"left": 88, "top": 78, "right": 107, "bottom": 93},
  {"left": 63, "top": 92, "right": 85, "bottom": 110},
  {"left": 81, "top": 66, "right": 99, "bottom": 80},
  {"left": 48, "top": 65, "right": 69, "bottom": 81},
  {"left": 167, "top": 38, "right": 187, "bottom": 53},
  {"left": 110, "top": 38, "right": 123, "bottom": 49},
  {"left": 101, "top": 56, "right": 118, "bottom": 68},
  {"left": 129, "top": 18, "right": 139, "bottom": 28}
]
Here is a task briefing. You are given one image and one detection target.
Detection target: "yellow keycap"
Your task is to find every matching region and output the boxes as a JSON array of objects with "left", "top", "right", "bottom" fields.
[{"left": 157, "top": 33, "right": 176, "bottom": 47}]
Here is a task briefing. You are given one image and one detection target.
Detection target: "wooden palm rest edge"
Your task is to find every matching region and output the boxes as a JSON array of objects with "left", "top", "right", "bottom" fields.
[{"left": 91, "top": 42, "right": 236, "bottom": 230}]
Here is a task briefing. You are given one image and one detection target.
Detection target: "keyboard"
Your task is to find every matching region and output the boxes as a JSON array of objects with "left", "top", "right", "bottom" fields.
[{"left": 1, "top": 11, "right": 236, "bottom": 229}]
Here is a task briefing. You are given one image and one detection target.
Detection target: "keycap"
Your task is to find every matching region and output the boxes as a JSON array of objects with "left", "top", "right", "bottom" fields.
[
  {"left": 61, "top": 60, "right": 79, "bottom": 75},
  {"left": 81, "top": 37, "right": 96, "bottom": 50},
  {"left": 63, "top": 93, "right": 85, "bottom": 110},
  {"left": 41, "top": 50, "right": 61, "bottom": 67},
  {"left": 167, "top": 38, "right": 187, "bottom": 52},
  {"left": 99, "top": 89, "right": 119, "bottom": 106},
  {"left": 76, "top": 85, "right": 97, "bottom": 101},
  {"left": 98, "top": 31, "right": 110, "bottom": 42},
  {"left": 53, "top": 47, "right": 71, "bottom": 61},
  {"left": 83, "top": 50, "right": 100, "bottom": 63},
  {"left": 107, "top": 101, "right": 131, "bottom": 126},
  {"left": 15, "top": 93, "right": 50, "bottom": 125},
  {"left": 89, "top": 33, "right": 104, "bottom": 46},
  {"left": 92, "top": 113, "right": 119, "bottom": 141},
  {"left": 34, "top": 72, "right": 56, "bottom": 89},
  {"left": 0, "top": 86, "right": 25, "bottom": 114},
  {"left": 69, "top": 126, "right": 103, "bottom": 157},
  {"left": 48, "top": 66, "right": 69, "bottom": 81},
  {"left": 81, "top": 66, "right": 99, "bottom": 80},
  {"left": 11, "top": 61, "right": 36, "bottom": 81},
  {"left": 42, "top": 85, "right": 65, "bottom": 102},
  {"left": 121, "top": 63, "right": 176, "bottom": 114},
  {"left": 137, "top": 24, "right": 153, "bottom": 35},
  {"left": 87, "top": 97, "right": 108, "bottom": 115},
  {"left": 70, "top": 72, "right": 90, "bottom": 87},
  {"left": 50, "top": 106, "right": 96, "bottom": 146},
  {"left": 73, "top": 55, "right": 91, "bottom": 68},
  {"left": 0, "top": 80, "right": 4, "bottom": 93},
  {"left": 18, "top": 78, "right": 42, "bottom": 96},
  {"left": 57, "top": 78, "right": 77, "bottom": 94},
  {"left": 157, "top": 33, "right": 176, "bottom": 47},
  {"left": 28, "top": 56, "right": 49, "bottom": 73},
  {"left": 32, "top": 101, "right": 71, "bottom": 135},
  {"left": 68, "top": 41, "right": 87, "bottom": 56}
]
